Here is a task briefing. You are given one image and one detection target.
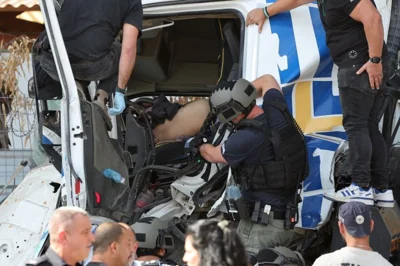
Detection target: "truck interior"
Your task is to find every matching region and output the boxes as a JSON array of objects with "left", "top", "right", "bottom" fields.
[
  {"left": 30, "top": 11, "right": 244, "bottom": 222},
  {"left": 127, "top": 14, "right": 242, "bottom": 97}
]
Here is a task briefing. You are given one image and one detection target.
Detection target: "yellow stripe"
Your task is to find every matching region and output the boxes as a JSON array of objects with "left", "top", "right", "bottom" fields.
[{"left": 294, "top": 81, "right": 342, "bottom": 133}]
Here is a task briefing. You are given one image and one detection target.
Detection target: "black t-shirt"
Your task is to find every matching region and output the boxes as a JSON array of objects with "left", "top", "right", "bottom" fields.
[
  {"left": 317, "top": 0, "right": 387, "bottom": 66},
  {"left": 58, "top": 0, "right": 143, "bottom": 60}
]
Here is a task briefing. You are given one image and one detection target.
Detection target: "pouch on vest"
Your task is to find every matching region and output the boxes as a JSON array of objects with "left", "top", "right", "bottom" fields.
[{"left": 225, "top": 185, "right": 249, "bottom": 220}]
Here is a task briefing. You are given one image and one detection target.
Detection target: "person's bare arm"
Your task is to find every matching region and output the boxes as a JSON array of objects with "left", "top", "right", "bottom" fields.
[
  {"left": 199, "top": 144, "right": 227, "bottom": 164},
  {"left": 118, "top": 24, "right": 139, "bottom": 89},
  {"left": 350, "top": 0, "right": 384, "bottom": 89},
  {"left": 246, "top": 0, "right": 314, "bottom": 32},
  {"left": 350, "top": 0, "right": 383, "bottom": 60},
  {"left": 251, "top": 74, "right": 283, "bottom": 98}
]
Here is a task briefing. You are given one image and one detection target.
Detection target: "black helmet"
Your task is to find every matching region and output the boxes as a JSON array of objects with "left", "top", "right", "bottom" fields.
[{"left": 210, "top": 79, "right": 258, "bottom": 123}]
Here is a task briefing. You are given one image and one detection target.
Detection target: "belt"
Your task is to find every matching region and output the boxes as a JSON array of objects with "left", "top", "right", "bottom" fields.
[
  {"left": 271, "top": 210, "right": 285, "bottom": 220},
  {"left": 248, "top": 202, "right": 285, "bottom": 222}
]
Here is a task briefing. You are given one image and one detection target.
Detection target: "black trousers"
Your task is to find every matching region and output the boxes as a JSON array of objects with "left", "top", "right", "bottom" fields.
[
  {"left": 36, "top": 42, "right": 121, "bottom": 97},
  {"left": 337, "top": 57, "right": 390, "bottom": 189}
]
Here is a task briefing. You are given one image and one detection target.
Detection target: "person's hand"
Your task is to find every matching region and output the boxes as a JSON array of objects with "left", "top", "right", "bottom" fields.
[
  {"left": 246, "top": 8, "right": 268, "bottom": 33},
  {"left": 356, "top": 61, "right": 383, "bottom": 89},
  {"left": 108, "top": 91, "right": 126, "bottom": 116}
]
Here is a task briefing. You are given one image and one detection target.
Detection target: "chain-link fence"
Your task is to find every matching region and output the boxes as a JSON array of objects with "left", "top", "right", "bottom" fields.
[
  {"left": 1, "top": 36, "right": 37, "bottom": 203},
  {"left": 0, "top": 90, "right": 36, "bottom": 203}
]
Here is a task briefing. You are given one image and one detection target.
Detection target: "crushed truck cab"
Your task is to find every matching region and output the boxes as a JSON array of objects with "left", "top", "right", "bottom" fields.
[{"left": 2, "top": 0, "right": 400, "bottom": 265}]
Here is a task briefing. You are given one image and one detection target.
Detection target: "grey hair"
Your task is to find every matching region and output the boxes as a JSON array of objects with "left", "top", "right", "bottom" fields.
[{"left": 49, "top": 206, "right": 89, "bottom": 241}]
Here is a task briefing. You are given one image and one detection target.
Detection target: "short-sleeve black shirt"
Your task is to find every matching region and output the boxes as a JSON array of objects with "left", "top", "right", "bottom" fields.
[
  {"left": 317, "top": 0, "right": 387, "bottom": 66},
  {"left": 58, "top": 0, "right": 143, "bottom": 60}
]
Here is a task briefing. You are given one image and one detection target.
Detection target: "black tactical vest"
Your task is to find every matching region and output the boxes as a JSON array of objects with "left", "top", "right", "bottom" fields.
[{"left": 233, "top": 100, "right": 308, "bottom": 196}]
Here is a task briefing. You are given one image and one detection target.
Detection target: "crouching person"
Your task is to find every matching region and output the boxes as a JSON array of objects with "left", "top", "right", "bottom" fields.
[{"left": 199, "top": 74, "right": 307, "bottom": 261}]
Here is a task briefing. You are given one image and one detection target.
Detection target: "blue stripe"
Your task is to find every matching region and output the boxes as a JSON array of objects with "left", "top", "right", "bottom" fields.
[
  {"left": 346, "top": 190, "right": 351, "bottom": 196},
  {"left": 301, "top": 194, "right": 323, "bottom": 228},
  {"left": 282, "top": 84, "right": 294, "bottom": 115},
  {"left": 268, "top": 11, "right": 300, "bottom": 84},
  {"left": 309, "top": 7, "right": 334, "bottom": 78},
  {"left": 341, "top": 191, "right": 347, "bottom": 197},
  {"left": 42, "top": 135, "right": 53, "bottom": 145},
  {"left": 312, "top": 81, "right": 342, "bottom": 116},
  {"left": 351, "top": 190, "right": 355, "bottom": 195},
  {"left": 40, "top": 230, "right": 49, "bottom": 240},
  {"left": 303, "top": 136, "right": 340, "bottom": 192}
]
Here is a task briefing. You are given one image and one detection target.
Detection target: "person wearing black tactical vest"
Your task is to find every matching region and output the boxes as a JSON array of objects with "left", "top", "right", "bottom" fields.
[
  {"left": 199, "top": 74, "right": 308, "bottom": 259},
  {"left": 245, "top": 0, "right": 395, "bottom": 208}
]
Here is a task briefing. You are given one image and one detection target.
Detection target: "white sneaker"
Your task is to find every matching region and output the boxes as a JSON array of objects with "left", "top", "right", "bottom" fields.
[
  {"left": 324, "top": 183, "right": 374, "bottom": 205},
  {"left": 373, "top": 188, "right": 395, "bottom": 208}
]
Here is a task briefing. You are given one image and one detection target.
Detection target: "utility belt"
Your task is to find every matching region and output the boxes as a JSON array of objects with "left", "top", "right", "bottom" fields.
[
  {"left": 225, "top": 186, "right": 298, "bottom": 230},
  {"left": 249, "top": 201, "right": 285, "bottom": 224}
]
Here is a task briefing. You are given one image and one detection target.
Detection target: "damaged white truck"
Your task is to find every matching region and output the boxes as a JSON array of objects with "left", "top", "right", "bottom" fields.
[{"left": 2, "top": 0, "right": 400, "bottom": 265}]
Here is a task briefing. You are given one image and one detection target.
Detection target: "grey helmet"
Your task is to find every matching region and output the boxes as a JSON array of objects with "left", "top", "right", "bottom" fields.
[
  {"left": 131, "top": 217, "right": 176, "bottom": 251},
  {"left": 210, "top": 79, "right": 258, "bottom": 123},
  {"left": 256, "top": 247, "right": 306, "bottom": 266}
]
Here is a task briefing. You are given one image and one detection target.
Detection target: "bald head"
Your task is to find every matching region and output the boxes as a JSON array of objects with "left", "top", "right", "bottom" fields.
[
  {"left": 119, "top": 222, "right": 136, "bottom": 242},
  {"left": 49, "top": 206, "right": 89, "bottom": 241},
  {"left": 119, "top": 222, "right": 138, "bottom": 263},
  {"left": 93, "top": 222, "right": 125, "bottom": 254}
]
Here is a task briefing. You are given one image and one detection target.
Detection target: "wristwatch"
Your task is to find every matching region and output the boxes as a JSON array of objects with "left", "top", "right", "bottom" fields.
[
  {"left": 116, "top": 86, "right": 127, "bottom": 94},
  {"left": 369, "top": 57, "right": 381, "bottom": 64}
]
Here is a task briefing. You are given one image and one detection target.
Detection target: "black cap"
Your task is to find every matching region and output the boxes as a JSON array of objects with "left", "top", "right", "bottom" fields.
[{"left": 338, "top": 202, "right": 371, "bottom": 238}]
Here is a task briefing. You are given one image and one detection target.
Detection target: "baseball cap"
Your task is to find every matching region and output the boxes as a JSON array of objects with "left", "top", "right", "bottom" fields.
[{"left": 338, "top": 201, "right": 372, "bottom": 238}]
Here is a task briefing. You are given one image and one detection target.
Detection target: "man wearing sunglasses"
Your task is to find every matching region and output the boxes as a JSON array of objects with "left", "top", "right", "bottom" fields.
[{"left": 199, "top": 74, "right": 307, "bottom": 261}]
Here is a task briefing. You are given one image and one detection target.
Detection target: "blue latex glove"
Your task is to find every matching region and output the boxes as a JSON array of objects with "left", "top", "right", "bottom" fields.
[
  {"left": 102, "top": 168, "right": 126, "bottom": 184},
  {"left": 108, "top": 91, "right": 126, "bottom": 116}
]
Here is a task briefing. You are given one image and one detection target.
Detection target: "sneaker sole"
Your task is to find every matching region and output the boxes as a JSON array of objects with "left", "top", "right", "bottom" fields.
[
  {"left": 375, "top": 200, "right": 395, "bottom": 208},
  {"left": 323, "top": 194, "right": 375, "bottom": 206}
]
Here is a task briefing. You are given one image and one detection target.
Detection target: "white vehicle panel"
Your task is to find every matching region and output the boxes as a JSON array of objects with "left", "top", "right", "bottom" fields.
[{"left": 0, "top": 164, "right": 61, "bottom": 266}]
